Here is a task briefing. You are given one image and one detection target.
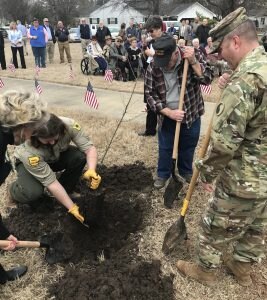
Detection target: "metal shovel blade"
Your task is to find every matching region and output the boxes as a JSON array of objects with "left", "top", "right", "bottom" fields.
[
  {"left": 40, "top": 232, "right": 74, "bottom": 265},
  {"left": 162, "top": 216, "right": 187, "bottom": 255},
  {"left": 163, "top": 176, "right": 184, "bottom": 208}
]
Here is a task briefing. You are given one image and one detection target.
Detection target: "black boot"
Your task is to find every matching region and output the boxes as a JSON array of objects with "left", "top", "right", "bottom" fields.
[
  {"left": 0, "top": 264, "right": 8, "bottom": 284},
  {"left": 6, "top": 266, "right": 28, "bottom": 282}
]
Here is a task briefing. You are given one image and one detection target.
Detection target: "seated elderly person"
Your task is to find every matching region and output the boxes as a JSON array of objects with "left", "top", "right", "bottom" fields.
[
  {"left": 192, "top": 38, "right": 207, "bottom": 57},
  {"left": 109, "top": 36, "right": 128, "bottom": 81},
  {"left": 87, "top": 35, "right": 108, "bottom": 74}
]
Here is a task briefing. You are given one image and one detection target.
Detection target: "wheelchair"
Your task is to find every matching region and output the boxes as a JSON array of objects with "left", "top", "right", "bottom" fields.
[{"left": 80, "top": 56, "right": 91, "bottom": 75}]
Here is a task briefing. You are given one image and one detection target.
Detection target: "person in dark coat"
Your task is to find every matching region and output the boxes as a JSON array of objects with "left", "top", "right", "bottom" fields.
[
  {"left": 0, "top": 30, "right": 6, "bottom": 69},
  {"left": 96, "top": 21, "right": 111, "bottom": 49},
  {"left": 196, "top": 18, "right": 211, "bottom": 47}
]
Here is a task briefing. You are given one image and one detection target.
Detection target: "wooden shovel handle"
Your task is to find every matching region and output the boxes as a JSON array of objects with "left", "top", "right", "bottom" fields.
[
  {"left": 180, "top": 95, "right": 220, "bottom": 217},
  {"left": 172, "top": 59, "right": 189, "bottom": 159},
  {"left": 0, "top": 240, "right": 41, "bottom": 248}
]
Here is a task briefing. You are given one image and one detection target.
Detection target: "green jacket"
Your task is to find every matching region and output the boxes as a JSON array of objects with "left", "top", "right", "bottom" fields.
[{"left": 196, "top": 46, "right": 267, "bottom": 200}]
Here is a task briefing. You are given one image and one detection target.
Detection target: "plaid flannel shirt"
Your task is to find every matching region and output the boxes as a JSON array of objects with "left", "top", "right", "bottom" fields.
[{"left": 144, "top": 48, "right": 213, "bottom": 128}]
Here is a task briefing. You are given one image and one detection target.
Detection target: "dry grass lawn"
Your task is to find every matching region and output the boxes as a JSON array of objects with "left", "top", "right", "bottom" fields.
[
  {"left": 1, "top": 42, "right": 263, "bottom": 300},
  {"left": 1, "top": 107, "right": 267, "bottom": 300}
]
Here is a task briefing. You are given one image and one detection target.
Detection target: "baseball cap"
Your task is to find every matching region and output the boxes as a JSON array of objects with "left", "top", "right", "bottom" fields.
[{"left": 153, "top": 34, "right": 177, "bottom": 67}]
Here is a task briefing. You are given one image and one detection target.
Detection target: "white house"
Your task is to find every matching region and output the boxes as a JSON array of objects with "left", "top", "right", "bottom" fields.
[
  {"left": 89, "top": 0, "right": 145, "bottom": 26},
  {"left": 166, "top": 2, "right": 217, "bottom": 21},
  {"left": 248, "top": 8, "right": 267, "bottom": 29}
]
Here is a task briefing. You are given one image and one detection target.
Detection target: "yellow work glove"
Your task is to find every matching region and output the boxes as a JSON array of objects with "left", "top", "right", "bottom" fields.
[
  {"left": 83, "top": 169, "right": 102, "bottom": 190},
  {"left": 68, "top": 204, "right": 84, "bottom": 223}
]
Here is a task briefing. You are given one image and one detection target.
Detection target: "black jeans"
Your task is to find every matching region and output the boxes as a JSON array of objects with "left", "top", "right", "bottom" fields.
[
  {"left": 11, "top": 46, "right": 26, "bottom": 68},
  {"left": 0, "top": 264, "right": 8, "bottom": 284},
  {"left": 0, "top": 46, "right": 6, "bottom": 69},
  {"left": 0, "top": 127, "right": 14, "bottom": 185}
]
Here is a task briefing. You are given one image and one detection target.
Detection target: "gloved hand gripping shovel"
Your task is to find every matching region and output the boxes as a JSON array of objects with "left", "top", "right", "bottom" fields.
[
  {"left": 163, "top": 59, "right": 189, "bottom": 208},
  {"left": 0, "top": 232, "right": 74, "bottom": 264}
]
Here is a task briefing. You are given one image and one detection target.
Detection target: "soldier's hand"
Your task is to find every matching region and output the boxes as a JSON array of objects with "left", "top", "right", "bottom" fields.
[
  {"left": 202, "top": 183, "right": 214, "bottom": 192},
  {"left": 83, "top": 169, "right": 102, "bottom": 190},
  {"left": 218, "top": 73, "right": 230, "bottom": 89},
  {"left": 68, "top": 204, "right": 85, "bottom": 223}
]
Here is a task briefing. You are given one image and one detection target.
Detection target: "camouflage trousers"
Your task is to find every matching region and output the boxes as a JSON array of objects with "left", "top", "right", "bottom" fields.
[{"left": 197, "top": 182, "right": 267, "bottom": 269}]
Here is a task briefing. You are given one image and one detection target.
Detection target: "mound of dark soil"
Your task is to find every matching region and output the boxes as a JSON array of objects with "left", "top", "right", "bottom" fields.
[
  {"left": 51, "top": 259, "right": 174, "bottom": 300},
  {"left": 4, "top": 162, "right": 174, "bottom": 299}
]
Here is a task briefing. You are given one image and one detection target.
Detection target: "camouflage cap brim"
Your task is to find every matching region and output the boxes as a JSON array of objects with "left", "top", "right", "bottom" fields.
[{"left": 209, "top": 7, "right": 248, "bottom": 53}]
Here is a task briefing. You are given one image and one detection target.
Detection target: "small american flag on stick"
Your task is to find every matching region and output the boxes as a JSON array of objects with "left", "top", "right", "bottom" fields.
[
  {"left": 8, "top": 60, "right": 16, "bottom": 72},
  {"left": 104, "top": 69, "right": 113, "bottom": 83},
  {"left": 200, "top": 84, "right": 212, "bottom": 95},
  {"left": 0, "top": 78, "right": 4, "bottom": 88},
  {"left": 35, "top": 79, "right": 42, "bottom": 94},
  {"left": 84, "top": 82, "right": 99, "bottom": 109},
  {"left": 35, "top": 65, "right": 41, "bottom": 76},
  {"left": 69, "top": 64, "right": 74, "bottom": 80}
]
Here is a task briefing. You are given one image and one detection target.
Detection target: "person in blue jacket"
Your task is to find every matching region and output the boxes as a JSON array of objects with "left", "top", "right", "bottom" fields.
[{"left": 28, "top": 18, "right": 48, "bottom": 67}]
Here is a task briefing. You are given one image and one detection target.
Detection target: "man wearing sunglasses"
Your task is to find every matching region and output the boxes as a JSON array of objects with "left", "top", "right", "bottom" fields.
[{"left": 43, "top": 18, "right": 56, "bottom": 64}]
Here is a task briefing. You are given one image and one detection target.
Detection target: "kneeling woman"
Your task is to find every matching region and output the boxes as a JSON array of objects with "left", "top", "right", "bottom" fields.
[{"left": 10, "top": 113, "right": 101, "bottom": 226}]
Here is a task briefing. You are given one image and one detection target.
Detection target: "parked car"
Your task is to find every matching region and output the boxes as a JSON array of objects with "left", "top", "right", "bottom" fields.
[
  {"left": 109, "top": 26, "right": 120, "bottom": 41},
  {"left": 165, "top": 21, "right": 180, "bottom": 33},
  {"left": 69, "top": 27, "right": 81, "bottom": 43},
  {"left": 0, "top": 27, "right": 8, "bottom": 38}
]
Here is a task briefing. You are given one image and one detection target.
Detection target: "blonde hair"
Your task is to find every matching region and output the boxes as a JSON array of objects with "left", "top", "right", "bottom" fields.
[
  {"left": 0, "top": 90, "right": 47, "bottom": 127},
  {"left": 10, "top": 22, "right": 17, "bottom": 30}
]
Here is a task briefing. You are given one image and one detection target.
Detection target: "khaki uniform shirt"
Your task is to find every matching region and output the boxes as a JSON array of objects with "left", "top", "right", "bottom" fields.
[
  {"left": 196, "top": 47, "right": 267, "bottom": 200},
  {"left": 14, "top": 117, "right": 93, "bottom": 187}
]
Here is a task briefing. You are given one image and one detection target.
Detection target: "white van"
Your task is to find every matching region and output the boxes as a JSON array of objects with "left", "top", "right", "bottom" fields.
[{"left": 90, "top": 24, "right": 97, "bottom": 36}]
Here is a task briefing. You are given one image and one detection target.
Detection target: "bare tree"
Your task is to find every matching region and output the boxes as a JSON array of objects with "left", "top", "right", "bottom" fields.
[
  {"left": 0, "top": 0, "right": 30, "bottom": 23},
  {"left": 200, "top": 0, "right": 267, "bottom": 17},
  {"left": 46, "top": 0, "right": 79, "bottom": 26}
]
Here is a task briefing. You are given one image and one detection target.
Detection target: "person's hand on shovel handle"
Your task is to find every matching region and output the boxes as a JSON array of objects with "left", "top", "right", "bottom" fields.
[{"left": 1, "top": 235, "right": 18, "bottom": 251}]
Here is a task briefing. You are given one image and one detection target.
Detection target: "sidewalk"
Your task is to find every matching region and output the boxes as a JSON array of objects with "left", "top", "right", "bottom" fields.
[{"left": 1, "top": 77, "right": 216, "bottom": 135}]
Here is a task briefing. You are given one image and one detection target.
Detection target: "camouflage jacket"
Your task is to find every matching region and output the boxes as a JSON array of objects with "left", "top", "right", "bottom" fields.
[{"left": 196, "top": 46, "right": 267, "bottom": 200}]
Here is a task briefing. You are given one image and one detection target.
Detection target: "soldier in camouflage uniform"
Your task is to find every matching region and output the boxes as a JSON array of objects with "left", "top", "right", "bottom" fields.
[
  {"left": 176, "top": 7, "right": 267, "bottom": 286},
  {"left": 10, "top": 113, "right": 101, "bottom": 227}
]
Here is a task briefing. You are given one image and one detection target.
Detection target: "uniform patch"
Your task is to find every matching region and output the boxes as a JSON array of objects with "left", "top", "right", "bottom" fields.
[
  {"left": 73, "top": 122, "right": 81, "bottom": 131},
  {"left": 28, "top": 156, "right": 40, "bottom": 166},
  {"left": 216, "top": 103, "right": 225, "bottom": 116}
]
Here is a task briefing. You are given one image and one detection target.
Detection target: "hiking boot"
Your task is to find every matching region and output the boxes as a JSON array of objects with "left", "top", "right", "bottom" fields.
[
  {"left": 223, "top": 255, "right": 252, "bottom": 287},
  {"left": 6, "top": 265, "right": 28, "bottom": 282},
  {"left": 154, "top": 177, "right": 168, "bottom": 189},
  {"left": 176, "top": 260, "right": 216, "bottom": 286}
]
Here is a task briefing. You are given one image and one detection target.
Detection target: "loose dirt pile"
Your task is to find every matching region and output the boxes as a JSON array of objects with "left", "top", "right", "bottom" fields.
[{"left": 4, "top": 162, "right": 174, "bottom": 299}]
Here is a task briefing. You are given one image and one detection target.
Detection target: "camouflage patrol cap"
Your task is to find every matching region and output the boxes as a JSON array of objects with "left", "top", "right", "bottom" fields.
[{"left": 209, "top": 7, "right": 248, "bottom": 53}]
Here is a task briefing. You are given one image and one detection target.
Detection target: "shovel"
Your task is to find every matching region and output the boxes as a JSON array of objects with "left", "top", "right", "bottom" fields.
[
  {"left": 0, "top": 232, "right": 74, "bottom": 265},
  {"left": 163, "top": 59, "right": 189, "bottom": 208},
  {"left": 162, "top": 91, "right": 218, "bottom": 255}
]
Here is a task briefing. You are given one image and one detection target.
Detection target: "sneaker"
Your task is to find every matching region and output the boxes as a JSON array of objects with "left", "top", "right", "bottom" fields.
[{"left": 154, "top": 177, "right": 168, "bottom": 189}]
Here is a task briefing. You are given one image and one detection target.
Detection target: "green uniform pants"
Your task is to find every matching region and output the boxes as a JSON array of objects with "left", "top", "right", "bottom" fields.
[
  {"left": 10, "top": 146, "right": 86, "bottom": 204},
  {"left": 198, "top": 182, "right": 267, "bottom": 269}
]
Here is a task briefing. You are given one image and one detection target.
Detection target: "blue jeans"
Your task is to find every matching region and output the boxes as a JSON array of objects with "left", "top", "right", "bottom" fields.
[
  {"left": 32, "top": 47, "right": 46, "bottom": 67},
  {"left": 157, "top": 117, "right": 201, "bottom": 179}
]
